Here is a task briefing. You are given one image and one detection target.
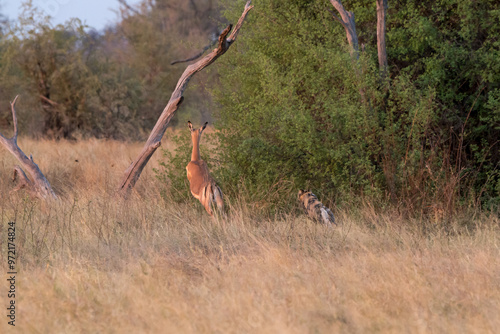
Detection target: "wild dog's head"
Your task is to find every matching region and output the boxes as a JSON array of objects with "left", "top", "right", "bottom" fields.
[{"left": 298, "top": 189, "right": 310, "bottom": 200}]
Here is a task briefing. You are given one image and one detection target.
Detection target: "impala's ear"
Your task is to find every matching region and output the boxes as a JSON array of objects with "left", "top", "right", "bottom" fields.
[
  {"left": 201, "top": 122, "right": 208, "bottom": 132},
  {"left": 188, "top": 121, "right": 194, "bottom": 131}
]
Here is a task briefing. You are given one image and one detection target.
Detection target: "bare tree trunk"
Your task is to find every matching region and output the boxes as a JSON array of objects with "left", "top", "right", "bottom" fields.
[
  {"left": 117, "top": 1, "right": 254, "bottom": 198},
  {"left": 328, "top": 0, "right": 359, "bottom": 59},
  {"left": 328, "top": 0, "right": 370, "bottom": 106},
  {"left": 0, "top": 96, "right": 57, "bottom": 199},
  {"left": 376, "top": 0, "right": 388, "bottom": 76}
]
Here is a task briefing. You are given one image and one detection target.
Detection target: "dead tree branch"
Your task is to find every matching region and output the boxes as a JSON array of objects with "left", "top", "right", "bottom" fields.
[
  {"left": 327, "top": 8, "right": 343, "bottom": 26},
  {"left": 328, "top": 0, "right": 372, "bottom": 107},
  {"left": 376, "top": 0, "right": 388, "bottom": 76},
  {"left": 0, "top": 96, "right": 57, "bottom": 199},
  {"left": 117, "top": 0, "right": 254, "bottom": 198},
  {"left": 171, "top": 39, "right": 217, "bottom": 65},
  {"left": 328, "top": 0, "right": 359, "bottom": 59},
  {"left": 39, "top": 94, "right": 59, "bottom": 106}
]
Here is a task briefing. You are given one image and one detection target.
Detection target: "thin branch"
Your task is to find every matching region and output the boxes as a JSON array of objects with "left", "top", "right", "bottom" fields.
[
  {"left": 10, "top": 95, "right": 19, "bottom": 141},
  {"left": 327, "top": 8, "right": 345, "bottom": 28},
  {"left": 117, "top": 0, "right": 141, "bottom": 16},
  {"left": 171, "top": 39, "right": 217, "bottom": 65},
  {"left": 39, "top": 94, "right": 58, "bottom": 106}
]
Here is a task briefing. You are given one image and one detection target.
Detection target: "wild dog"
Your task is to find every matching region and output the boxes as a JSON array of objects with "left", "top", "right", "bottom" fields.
[
  {"left": 297, "top": 190, "right": 336, "bottom": 225},
  {"left": 186, "top": 121, "right": 224, "bottom": 216}
]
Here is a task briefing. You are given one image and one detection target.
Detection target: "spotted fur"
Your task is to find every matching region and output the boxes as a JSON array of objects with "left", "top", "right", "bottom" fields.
[{"left": 297, "top": 190, "right": 336, "bottom": 225}]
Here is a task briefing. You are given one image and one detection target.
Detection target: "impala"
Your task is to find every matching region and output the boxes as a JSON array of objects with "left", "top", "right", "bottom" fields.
[{"left": 186, "top": 121, "right": 224, "bottom": 216}]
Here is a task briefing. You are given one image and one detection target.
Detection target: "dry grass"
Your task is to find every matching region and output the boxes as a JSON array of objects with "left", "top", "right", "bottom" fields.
[{"left": 1, "top": 139, "right": 499, "bottom": 333}]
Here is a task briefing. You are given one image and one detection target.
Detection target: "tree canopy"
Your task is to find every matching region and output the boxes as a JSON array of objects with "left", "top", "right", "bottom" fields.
[{"left": 209, "top": 0, "right": 499, "bottom": 212}]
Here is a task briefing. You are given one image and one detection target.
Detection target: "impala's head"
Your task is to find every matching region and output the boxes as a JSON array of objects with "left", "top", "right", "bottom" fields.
[{"left": 188, "top": 121, "right": 208, "bottom": 143}]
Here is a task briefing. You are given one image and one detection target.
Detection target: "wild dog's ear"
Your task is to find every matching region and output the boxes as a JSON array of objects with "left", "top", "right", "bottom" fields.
[
  {"left": 188, "top": 121, "right": 194, "bottom": 131},
  {"left": 298, "top": 189, "right": 305, "bottom": 197},
  {"left": 201, "top": 122, "right": 208, "bottom": 132}
]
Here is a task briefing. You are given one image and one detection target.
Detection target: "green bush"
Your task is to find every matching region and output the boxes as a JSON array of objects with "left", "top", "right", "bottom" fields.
[{"left": 203, "top": 0, "right": 499, "bottom": 215}]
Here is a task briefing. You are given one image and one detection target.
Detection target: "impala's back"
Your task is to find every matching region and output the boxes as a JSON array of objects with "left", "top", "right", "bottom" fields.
[{"left": 186, "top": 160, "right": 211, "bottom": 199}]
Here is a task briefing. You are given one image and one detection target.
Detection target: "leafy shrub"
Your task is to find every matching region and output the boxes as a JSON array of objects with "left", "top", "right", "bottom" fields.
[{"left": 205, "top": 0, "right": 499, "bottom": 216}]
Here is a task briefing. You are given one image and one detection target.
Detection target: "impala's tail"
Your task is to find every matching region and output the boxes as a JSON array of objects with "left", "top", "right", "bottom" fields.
[
  {"left": 200, "top": 182, "right": 225, "bottom": 216},
  {"left": 298, "top": 190, "right": 336, "bottom": 225}
]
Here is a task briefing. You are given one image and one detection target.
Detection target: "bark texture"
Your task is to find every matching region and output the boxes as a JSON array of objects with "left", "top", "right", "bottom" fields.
[
  {"left": 117, "top": 0, "right": 254, "bottom": 197},
  {"left": 328, "top": 0, "right": 359, "bottom": 58},
  {"left": 0, "top": 96, "right": 57, "bottom": 199},
  {"left": 376, "top": 0, "right": 388, "bottom": 75},
  {"left": 328, "top": 0, "right": 369, "bottom": 104}
]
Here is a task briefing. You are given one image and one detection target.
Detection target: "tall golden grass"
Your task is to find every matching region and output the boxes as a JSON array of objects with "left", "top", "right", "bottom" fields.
[{"left": 1, "top": 139, "right": 499, "bottom": 333}]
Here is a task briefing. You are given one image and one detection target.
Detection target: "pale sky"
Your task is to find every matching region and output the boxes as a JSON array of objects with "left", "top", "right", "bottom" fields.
[{"left": 1, "top": 0, "right": 143, "bottom": 30}]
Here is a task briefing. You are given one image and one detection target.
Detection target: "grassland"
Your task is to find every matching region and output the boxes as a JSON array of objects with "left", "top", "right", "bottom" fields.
[{"left": 1, "top": 138, "right": 499, "bottom": 333}]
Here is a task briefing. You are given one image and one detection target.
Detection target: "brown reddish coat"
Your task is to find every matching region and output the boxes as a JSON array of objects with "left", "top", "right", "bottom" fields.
[{"left": 186, "top": 121, "right": 224, "bottom": 216}]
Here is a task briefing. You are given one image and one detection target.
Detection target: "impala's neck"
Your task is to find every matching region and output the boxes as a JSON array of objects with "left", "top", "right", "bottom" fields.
[{"left": 191, "top": 133, "right": 201, "bottom": 161}]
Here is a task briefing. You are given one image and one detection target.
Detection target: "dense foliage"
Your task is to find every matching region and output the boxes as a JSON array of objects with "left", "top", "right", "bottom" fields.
[
  {"left": 0, "top": 0, "right": 498, "bottom": 214},
  {"left": 206, "top": 0, "right": 499, "bottom": 214},
  {"left": 0, "top": 1, "right": 218, "bottom": 139}
]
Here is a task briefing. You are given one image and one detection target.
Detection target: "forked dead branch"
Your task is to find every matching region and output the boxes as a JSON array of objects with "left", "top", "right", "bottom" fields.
[
  {"left": 0, "top": 96, "right": 57, "bottom": 199},
  {"left": 117, "top": 0, "right": 254, "bottom": 198}
]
